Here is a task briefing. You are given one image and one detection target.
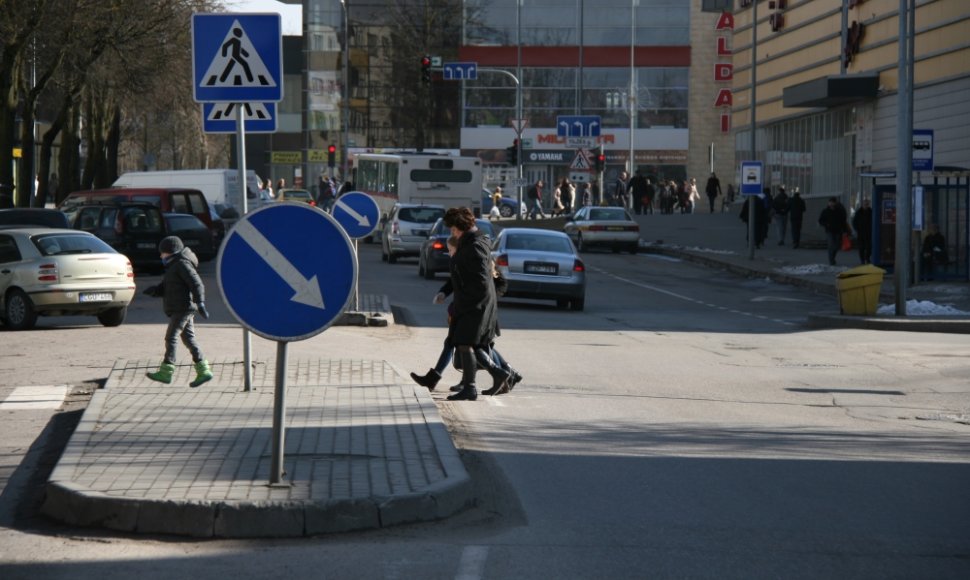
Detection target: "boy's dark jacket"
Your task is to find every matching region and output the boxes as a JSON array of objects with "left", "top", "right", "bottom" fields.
[{"left": 145, "top": 248, "right": 205, "bottom": 316}]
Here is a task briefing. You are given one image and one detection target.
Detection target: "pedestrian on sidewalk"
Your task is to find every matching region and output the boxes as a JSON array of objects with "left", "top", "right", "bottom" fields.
[
  {"left": 851, "top": 198, "right": 873, "bottom": 264},
  {"left": 527, "top": 179, "right": 546, "bottom": 219},
  {"left": 772, "top": 186, "right": 790, "bottom": 245},
  {"left": 627, "top": 170, "right": 647, "bottom": 214},
  {"left": 551, "top": 181, "right": 566, "bottom": 217},
  {"left": 142, "top": 236, "right": 213, "bottom": 387},
  {"left": 818, "top": 196, "right": 849, "bottom": 265},
  {"left": 614, "top": 171, "right": 630, "bottom": 210},
  {"left": 789, "top": 187, "right": 806, "bottom": 248},
  {"left": 705, "top": 172, "right": 722, "bottom": 213},
  {"left": 687, "top": 178, "right": 701, "bottom": 213}
]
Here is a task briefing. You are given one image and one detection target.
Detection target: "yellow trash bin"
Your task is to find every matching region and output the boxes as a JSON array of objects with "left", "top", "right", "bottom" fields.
[{"left": 835, "top": 264, "right": 886, "bottom": 315}]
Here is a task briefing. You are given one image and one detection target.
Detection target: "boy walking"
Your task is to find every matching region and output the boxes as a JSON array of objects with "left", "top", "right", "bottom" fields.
[{"left": 144, "top": 236, "right": 213, "bottom": 387}]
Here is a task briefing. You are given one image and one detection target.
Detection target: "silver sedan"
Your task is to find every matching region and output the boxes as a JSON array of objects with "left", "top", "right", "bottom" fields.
[
  {"left": 563, "top": 206, "right": 640, "bottom": 253},
  {"left": 0, "top": 228, "right": 135, "bottom": 330},
  {"left": 492, "top": 228, "right": 586, "bottom": 311}
]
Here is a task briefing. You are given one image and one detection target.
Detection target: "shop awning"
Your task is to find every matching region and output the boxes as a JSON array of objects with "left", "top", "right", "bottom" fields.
[{"left": 783, "top": 74, "right": 879, "bottom": 108}]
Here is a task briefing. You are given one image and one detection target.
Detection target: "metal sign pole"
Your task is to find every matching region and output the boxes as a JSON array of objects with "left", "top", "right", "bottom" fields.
[
  {"left": 353, "top": 238, "right": 359, "bottom": 311},
  {"left": 236, "top": 104, "right": 254, "bottom": 392},
  {"left": 270, "top": 340, "right": 288, "bottom": 485}
]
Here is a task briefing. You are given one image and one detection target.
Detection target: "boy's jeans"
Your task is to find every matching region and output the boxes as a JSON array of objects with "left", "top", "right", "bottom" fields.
[{"left": 163, "top": 311, "right": 204, "bottom": 364}]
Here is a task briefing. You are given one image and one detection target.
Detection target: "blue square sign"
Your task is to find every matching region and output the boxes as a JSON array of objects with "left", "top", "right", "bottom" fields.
[{"left": 192, "top": 13, "right": 283, "bottom": 103}]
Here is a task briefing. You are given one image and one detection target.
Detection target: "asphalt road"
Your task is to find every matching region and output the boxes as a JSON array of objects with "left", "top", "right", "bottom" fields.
[{"left": 1, "top": 242, "right": 968, "bottom": 579}]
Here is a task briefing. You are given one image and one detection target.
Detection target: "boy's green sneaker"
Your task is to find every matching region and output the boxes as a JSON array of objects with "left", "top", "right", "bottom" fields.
[
  {"left": 190, "top": 360, "right": 213, "bottom": 388},
  {"left": 146, "top": 362, "right": 176, "bottom": 384}
]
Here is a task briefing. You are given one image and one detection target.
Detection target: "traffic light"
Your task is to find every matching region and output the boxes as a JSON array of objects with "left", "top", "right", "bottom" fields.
[
  {"left": 327, "top": 144, "right": 336, "bottom": 168},
  {"left": 421, "top": 55, "right": 432, "bottom": 84},
  {"left": 593, "top": 147, "right": 606, "bottom": 172},
  {"left": 506, "top": 139, "right": 518, "bottom": 166}
]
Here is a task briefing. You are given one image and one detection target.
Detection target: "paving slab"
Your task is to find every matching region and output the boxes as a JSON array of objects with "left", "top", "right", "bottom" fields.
[{"left": 42, "top": 358, "right": 472, "bottom": 538}]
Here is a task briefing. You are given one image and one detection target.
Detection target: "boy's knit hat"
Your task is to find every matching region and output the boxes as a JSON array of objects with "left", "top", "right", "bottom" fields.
[{"left": 158, "top": 236, "right": 184, "bottom": 254}]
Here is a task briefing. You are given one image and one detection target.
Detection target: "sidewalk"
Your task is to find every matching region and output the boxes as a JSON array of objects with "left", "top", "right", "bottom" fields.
[
  {"left": 42, "top": 358, "right": 472, "bottom": 538},
  {"left": 632, "top": 210, "right": 970, "bottom": 333}
]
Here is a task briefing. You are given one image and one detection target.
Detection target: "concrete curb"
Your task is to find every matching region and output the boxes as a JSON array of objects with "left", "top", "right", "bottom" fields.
[{"left": 41, "top": 358, "right": 475, "bottom": 538}]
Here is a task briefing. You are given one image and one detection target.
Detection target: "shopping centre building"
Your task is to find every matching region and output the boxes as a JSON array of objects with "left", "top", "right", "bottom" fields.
[
  {"left": 275, "top": 0, "right": 967, "bottom": 276},
  {"left": 273, "top": 0, "right": 733, "bottom": 203},
  {"left": 729, "top": 0, "right": 969, "bottom": 277}
]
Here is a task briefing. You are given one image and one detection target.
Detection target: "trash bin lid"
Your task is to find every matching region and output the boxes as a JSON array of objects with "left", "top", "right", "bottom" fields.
[{"left": 837, "top": 264, "right": 887, "bottom": 278}]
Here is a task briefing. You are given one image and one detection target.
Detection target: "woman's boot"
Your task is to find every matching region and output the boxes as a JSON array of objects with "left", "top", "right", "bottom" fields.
[
  {"left": 447, "top": 350, "right": 478, "bottom": 401},
  {"left": 477, "top": 348, "right": 511, "bottom": 396},
  {"left": 410, "top": 368, "right": 441, "bottom": 390}
]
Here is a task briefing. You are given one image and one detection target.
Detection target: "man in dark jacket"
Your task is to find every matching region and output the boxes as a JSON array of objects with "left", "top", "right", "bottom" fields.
[
  {"left": 789, "top": 188, "right": 807, "bottom": 248},
  {"left": 443, "top": 207, "right": 501, "bottom": 401},
  {"left": 851, "top": 198, "right": 873, "bottom": 264},
  {"left": 144, "top": 236, "right": 212, "bottom": 387},
  {"left": 705, "top": 172, "right": 722, "bottom": 213},
  {"left": 772, "top": 186, "right": 790, "bottom": 245},
  {"left": 627, "top": 170, "right": 649, "bottom": 215},
  {"left": 818, "top": 196, "right": 848, "bottom": 265}
]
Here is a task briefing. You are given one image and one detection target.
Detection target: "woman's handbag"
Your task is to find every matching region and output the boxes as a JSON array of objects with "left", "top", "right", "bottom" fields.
[{"left": 841, "top": 233, "right": 852, "bottom": 251}]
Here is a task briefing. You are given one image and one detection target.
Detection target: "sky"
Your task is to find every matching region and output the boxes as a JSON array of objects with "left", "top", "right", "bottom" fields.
[{"left": 221, "top": 0, "right": 303, "bottom": 36}]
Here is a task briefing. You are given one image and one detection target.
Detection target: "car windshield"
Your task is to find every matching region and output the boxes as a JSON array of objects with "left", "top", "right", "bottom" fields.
[
  {"left": 166, "top": 215, "right": 203, "bottom": 232},
  {"left": 124, "top": 207, "right": 164, "bottom": 232},
  {"left": 398, "top": 207, "right": 444, "bottom": 224},
  {"left": 33, "top": 233, "right": 116, "bottom": 256},
  {"left": 475, "top": 220, "right": 495, "bottom": 237},
  {"left": 505, "top": 234, "right": 572, "bottom": 254},
  {"left": 588, "top": 208, "right": 628, "bottom": 221}
]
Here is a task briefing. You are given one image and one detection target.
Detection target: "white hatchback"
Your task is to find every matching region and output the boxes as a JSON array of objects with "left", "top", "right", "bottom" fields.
[{"left": 0, "top": 228, "right": 136, "bottom": 330}]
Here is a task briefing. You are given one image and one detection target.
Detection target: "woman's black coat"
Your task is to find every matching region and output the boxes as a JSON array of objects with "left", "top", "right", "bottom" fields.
[{"left": 447, "top": 229, "right": 498, "bottom": 347}]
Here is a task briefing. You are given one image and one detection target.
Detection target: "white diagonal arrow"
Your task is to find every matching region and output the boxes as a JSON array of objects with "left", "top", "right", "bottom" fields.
[
  {"left": 233, "top": 219, "right": 325, "bottom": 310},
  {"left": 334, "top": 199, "right": 371, "bottom": 227}
]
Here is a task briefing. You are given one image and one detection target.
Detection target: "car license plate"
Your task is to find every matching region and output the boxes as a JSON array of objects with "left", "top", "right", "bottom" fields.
[
  {"left": 137, "top": 242, "right": 156, "bottom": 249},
  {"left": 79, "top": 292, "right": 113, "bottom": 303},
  {"left": 524, "top": 261, "right": 558, "bottom": 275}
]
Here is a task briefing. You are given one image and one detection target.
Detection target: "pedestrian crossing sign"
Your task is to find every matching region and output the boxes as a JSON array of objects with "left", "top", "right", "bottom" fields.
[{"left": 192, "top": 13, "right": 283, "bottom": 103}]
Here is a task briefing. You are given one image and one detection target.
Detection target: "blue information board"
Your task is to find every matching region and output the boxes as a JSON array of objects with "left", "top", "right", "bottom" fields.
[
  {"left": 740, "top": 161, "right": 763, "bottom": 196},
  {"left": 217, "top": 203, "right": 357, "bottom": 341}
]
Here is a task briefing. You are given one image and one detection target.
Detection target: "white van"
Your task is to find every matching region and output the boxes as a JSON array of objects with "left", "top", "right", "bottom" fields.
[{"left": 113, "top": 169, "right": 264, "bottom": 213}]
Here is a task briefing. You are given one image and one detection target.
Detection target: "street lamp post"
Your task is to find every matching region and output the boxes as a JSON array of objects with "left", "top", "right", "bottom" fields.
[
  {"left": 341, "top": 0, "right": 350, "bottom": 182},
  {"left": 628, "top": 0, "right": 639, "bottom": 177}
]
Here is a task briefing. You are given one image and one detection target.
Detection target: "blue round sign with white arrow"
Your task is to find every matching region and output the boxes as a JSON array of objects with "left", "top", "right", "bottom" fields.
[
  {"left": 217, "top": 202, "right": 358, "bottom": 342},
  {"left": 331, "top": 191, "right": 381, "bottom": 239}
]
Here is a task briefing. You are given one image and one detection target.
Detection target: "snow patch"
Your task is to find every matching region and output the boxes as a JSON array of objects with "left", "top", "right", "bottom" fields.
[{"left": 876, "top": 300, "right": 970, "bottom": 316}]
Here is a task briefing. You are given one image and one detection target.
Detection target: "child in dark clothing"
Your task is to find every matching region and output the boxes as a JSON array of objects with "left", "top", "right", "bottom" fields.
[{"left": 143, "top": 236, "right": 213, "bottom": 387}]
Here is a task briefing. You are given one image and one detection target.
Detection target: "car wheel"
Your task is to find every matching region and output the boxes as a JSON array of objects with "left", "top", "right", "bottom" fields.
[
  {"left": 556, "top": 298, "right": 570, "bottom": 309},
  {"left": 500, "top": 205, "right": 514, "bottom": 218},
  {"left": 423, "top": 260, "right": 436, "bottom": 280},
  {"left": 4, "top": 289, "right": 37, "bottom": 330},
  {"left": 418, "top": 258, "right": 425, "bottom": 277},
  {"left": 570, "top": 296, "right": 585, "bottom": 311},
  {"left": 97, "top": 306, "right": 127, "bottom": 327},
  {"left": 629, "top": 243, "right": 639, "bottom": 254},
  {"left": 612, "top": 245, "right": 621, "bottom": 253}
]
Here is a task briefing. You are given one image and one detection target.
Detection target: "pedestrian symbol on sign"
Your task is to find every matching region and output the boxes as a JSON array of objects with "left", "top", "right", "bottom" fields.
[{"left": 202, "top": 21, "right": 276, "bottom": 88}]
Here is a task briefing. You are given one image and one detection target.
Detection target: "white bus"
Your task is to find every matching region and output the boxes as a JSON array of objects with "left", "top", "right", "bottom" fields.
[{"left": 353, "top": 153, "right": 483, "bottom": 221}]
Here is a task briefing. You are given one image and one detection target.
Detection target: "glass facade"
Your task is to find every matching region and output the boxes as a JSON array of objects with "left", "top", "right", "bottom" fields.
[
  {"left": 735, "top": 107, "right": 855, "bottom": 200},
  {"left": 465, "top": 0, "right": 690, "bottom": 47}
]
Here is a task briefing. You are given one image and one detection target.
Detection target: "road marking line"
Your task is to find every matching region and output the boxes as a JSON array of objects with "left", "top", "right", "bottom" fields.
[
  {"left": 455, "top": 545, "right": 489, "bottom": 580},
  {"left": 592, "top": 266, "right": 796, "bottom": 327},
  {"left": 0, "top": 385, "right": 69, "bottom": 410}
]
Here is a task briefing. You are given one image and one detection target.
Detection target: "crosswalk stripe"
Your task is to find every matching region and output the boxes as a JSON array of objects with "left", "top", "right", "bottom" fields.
[{"left": 0, "top": 385, "right": 69, "bottom": 410}]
